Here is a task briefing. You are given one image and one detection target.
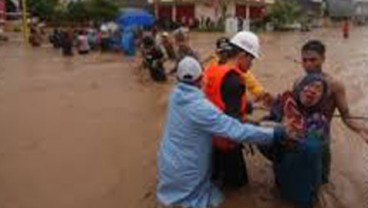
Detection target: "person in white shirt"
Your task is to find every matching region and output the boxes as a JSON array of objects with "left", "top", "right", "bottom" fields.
[{"left": 77, "top": 30, "right": 90, "bottom": 55}]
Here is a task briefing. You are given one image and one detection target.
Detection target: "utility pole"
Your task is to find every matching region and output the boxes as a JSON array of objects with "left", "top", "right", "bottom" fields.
[{"left": 21, "top": 0, "right": 29, "bottom": 45}]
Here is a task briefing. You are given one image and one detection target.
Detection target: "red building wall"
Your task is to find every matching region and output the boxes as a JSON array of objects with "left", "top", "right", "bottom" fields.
[
  {"left": 157, "top": 4, "right": 195, "bottom": 26},
  {"left": 0, "top": 0, "right": 5, "bottom": 23},
  {"left": 235, "top": 4, "right": 266, "bottom": 20},
  {"left": 158, "top": 5, "right": 173, "bottom": 20},
  {"left": 176, "top": 4, "right": 195, "bottom": 26}
]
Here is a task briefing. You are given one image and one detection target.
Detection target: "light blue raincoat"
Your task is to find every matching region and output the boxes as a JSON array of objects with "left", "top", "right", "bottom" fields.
[{"left": 157, "top": 83, "right": 275, "bottom": 208}]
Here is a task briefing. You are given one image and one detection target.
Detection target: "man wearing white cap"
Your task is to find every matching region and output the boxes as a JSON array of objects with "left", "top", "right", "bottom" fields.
[{"left": 157, "top": 56, "right": 288, "bottom": 208}]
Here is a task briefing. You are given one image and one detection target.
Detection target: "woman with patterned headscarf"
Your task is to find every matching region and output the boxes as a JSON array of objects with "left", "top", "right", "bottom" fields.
[{"left": 261, "top": 73, "right": 329, "bottom": 208}]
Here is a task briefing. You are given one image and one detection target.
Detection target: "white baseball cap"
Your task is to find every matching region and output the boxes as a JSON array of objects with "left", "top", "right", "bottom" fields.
[
  {"left": 230, "top": 31, "right": 260, "bottom": 59},
  {"left": 177, "top": 57, "right": 203, "bottom": 83}
]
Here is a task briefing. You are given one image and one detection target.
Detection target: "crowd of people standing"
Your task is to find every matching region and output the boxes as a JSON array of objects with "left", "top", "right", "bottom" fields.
[{"left": 28, "top": 23, "right": 129, "bottom": 57}]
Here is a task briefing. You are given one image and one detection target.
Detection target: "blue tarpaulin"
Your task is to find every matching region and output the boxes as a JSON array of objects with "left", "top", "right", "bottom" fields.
[
  {"left": 116, "top": 9, "right": 155, "bottom": 28},
  {"left": 121, "top": 27, "right": 136, "bottom": 56}
]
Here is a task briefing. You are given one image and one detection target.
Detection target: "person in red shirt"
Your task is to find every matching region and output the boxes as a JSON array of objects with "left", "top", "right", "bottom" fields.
[{"left": 342, "top": 18, "right": 349, "bottom": 39}]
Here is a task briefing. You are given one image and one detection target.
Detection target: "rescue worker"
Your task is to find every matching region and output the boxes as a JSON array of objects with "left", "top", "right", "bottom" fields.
[
  {"left": 157, "top": 56, "right": 288, "bottom": 208},
  {"left": 204, "top": 36, "right": 273, "bottom": 105},
  {"left": 203, "top": 37, "right": 234, "bottom": 66},
  {"left": 203, "top": 31, "right": 268, "bottom": 187}
]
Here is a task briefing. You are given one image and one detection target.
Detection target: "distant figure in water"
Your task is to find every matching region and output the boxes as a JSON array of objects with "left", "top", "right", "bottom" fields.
[
  {"left": 29, "top": 27, "right": 42, "bottom": 47},
  {"left": 77, "top": 30, "right": 90, "bottom": 55},
  {"left": 61, "top": 28, "right": 74, "bottom": 57},
  {"left": 342, "top": 18, "right": 349, "bottom": 39}
]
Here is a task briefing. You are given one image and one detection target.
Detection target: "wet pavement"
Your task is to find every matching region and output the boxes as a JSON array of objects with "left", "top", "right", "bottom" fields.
[{"left": 0, "top": 27, "right": 367, "bottom": 208}]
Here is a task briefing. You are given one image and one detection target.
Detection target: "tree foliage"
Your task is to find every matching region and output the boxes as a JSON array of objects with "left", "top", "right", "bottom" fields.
[
  {"left": 87, "top": 0, "right": 120, "bottom": 23},
  {"left": 27, "top": 0, "right": 59, "bottom": 21},
  {"left": 27, "top": 0, "right": 120, "bottom": 24},
  {"left": 66, "top": 0, "right": 89, "bottom": 22},
  {"left": 267, "top": 0, "right": 303, "bottom": 29}
]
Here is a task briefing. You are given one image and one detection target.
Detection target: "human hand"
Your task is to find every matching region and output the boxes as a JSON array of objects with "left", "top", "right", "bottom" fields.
[
  {"left": 262, "top": 120, "right": 300, "bottom": 144},
  {"left": 272, "top": 123, "right": 301, "bottom": 146},
  {"left": 283, "top": 118, "right": 304, "bottom": 139}
]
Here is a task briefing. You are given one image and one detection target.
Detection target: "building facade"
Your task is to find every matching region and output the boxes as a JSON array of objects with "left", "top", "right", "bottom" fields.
[
  {"left": 327, "top": 0, "right": 368, "bottom": 18},
  {"left": 0, "top": 0, "right": 5, "bottom": 24},
  {"left": 151, "top": 0, "right": 273, "bottom": 26},
  {"left": 299, "top": 0, "right": 323, "bottom": 16},
  {"left": 327, "top": 0, "right": 353, "bottom": 17},
  {"left": 354, "top": 0, "right": 368, "bottom": 17}
]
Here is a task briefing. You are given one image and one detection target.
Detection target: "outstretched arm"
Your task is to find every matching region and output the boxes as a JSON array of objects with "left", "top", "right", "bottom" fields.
[
  {"left": 335, "top": 81, "right": 368, "bottom": 143},
  {"left": 188, "top": 98, "right": 277, "bottom": 145}
]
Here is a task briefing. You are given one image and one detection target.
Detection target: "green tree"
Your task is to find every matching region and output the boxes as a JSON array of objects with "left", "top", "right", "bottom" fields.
[
  {"left": 66, "top": 0, "right": 89, "bottom": 23},
  {"left": 267, "top": 0, "right": 302, "bottom": 29},
  {"left": 27, "top": 0, "right": 59, "bottom": 21},
  {"left": 87, "top": 0, "right": 120, "bottom": 23},
  {"left": 26, "top": 0, "right": 120, "bottom": 24},
  {"left": 5, "top": 0, "right": 17, "bottom": 13}
]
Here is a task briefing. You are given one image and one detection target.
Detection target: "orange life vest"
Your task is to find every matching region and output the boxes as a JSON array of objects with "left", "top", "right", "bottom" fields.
[{"left": 203, "top": 64, "right": 247, "bottom": 151}]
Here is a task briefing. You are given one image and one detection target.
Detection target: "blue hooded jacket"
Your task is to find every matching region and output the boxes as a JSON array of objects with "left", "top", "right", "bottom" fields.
[{"left": 157, "top": 83, "right": 275, "bottom": 208}]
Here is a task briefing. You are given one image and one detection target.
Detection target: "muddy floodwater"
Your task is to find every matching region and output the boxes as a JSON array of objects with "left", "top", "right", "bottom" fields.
[{"left": 0, "top": 27, "right": 368, "bottom": 208}]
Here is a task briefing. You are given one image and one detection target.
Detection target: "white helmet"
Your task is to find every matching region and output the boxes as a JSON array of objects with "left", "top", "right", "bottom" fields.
[
  {"left": 230, "top": 31, "right": 260, "bottom": 59},
  {"left": 177, "top": 57, "right": 202, "bottom": 83}
]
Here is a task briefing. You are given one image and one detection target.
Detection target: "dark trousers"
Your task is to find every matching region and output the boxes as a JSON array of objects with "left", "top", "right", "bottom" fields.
[
  {"left": 321, "top": 144, "right": 331, "bottom": 184},
  {"left": 78, "top": 50, "right": 89, "bottom": 55},
  {"left": 212, "top": 145, "right": 248, "bottom": 187},
  {"left": 148, "top": 65, "right": 167, "bottom": 82},
  {"left": 62, "top": 44, "right": 73, "bottom": 56}
]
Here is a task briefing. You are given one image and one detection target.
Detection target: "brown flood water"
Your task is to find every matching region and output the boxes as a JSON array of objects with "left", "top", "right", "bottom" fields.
[{"left": 0, "top": 27, "right": 367, "bottom": 208}]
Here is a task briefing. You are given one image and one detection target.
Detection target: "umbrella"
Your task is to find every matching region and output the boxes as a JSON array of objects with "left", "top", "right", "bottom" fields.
[{"left": 116, "top": 9, "right": 155, "bottom": 28}]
